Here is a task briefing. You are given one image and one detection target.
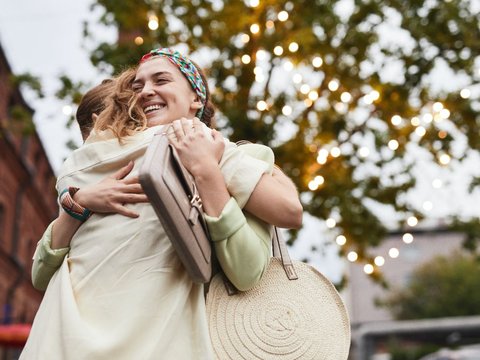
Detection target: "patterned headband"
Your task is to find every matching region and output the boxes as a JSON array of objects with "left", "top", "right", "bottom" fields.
[{"left": 140, "top": 48, "right": 207, "bottom": 119}]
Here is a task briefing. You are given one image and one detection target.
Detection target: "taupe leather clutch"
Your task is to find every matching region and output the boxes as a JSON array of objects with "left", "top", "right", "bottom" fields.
[{"left": 139, "top": 130, "right": 212, "bottom": 283}]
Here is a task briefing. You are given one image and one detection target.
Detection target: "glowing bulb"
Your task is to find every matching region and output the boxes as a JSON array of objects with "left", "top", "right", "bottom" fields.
[
  {"left": 248, "top": 0, "right": 260, "bottom": 7},
  {"left": 370, "top": 90, "right": 380, "bottom": 101},
  {"left": 423, "top": 201, "right": 433, "bottom": 211},
  {"left": 347, "top": 251, "right": 358, "bottom": 262},
  {"left": 364, "top": 264, "right": 374, "bottom": 274},
  {"left": 460, "top": 88, "right": 471, "bottom": 99},
  {"left": 336, "top": 235, "right": 346, "bottom": 246},
  {"left": 265, "top": 20, "right": 275, "bottom": 29},
  {"left": 282, "top": 105, "right": 292, "bottom": 116},
  {"left": 62, "top": 105, "right": 73, "bottom": 116},
  {"left": 411, "top": 117, "right": 420, "bottom": 126},
  {"left": 278, "top": 10, "right": 289, "bottom": 21},
  {"left": 308, "top": 180, "right": 319, "bottom": 191},
  {"left": 358, "top": 147, "right": 370, "bottom": 158},
  {"left": 304, "top": 98, "right": 313, "bottom": 107},
  {"left": 330, "top": 147, "right": 341, "bottom": 157},
  {"left": 250, "top": 23, "right": 260, "bottom": 34},
  {"left": 388, "top": 248, "right": 399, "bottom": 258},
  {"left": 312, "top": 56, "right": 323, "bottom": 68},
  {"left": 391, "top": 115, "right": 402, "bottom": 126},
  {"left": 326, "top": 218, "right": 336, "bottom": 228},
  {"left": 439, "top": 153, "right": 451, "bottom": 165},
  {"left": 308, "top": 90, "right": 319, "bottom": 101},
  {"left": 300, "top": 84, "right": 310, "bottom": 94},
  {"left": 374, "top": 256, "right": 385, "bottom": 267},
  {"left": 403, "top": 233, "right": 414, "bottom": 244},
  {"left": 388, "top": 139, "right": 399, "bottom": 150},
  {"left": 415, "top": 126, "right": 426, "bottom": 137},
  {"left": 256, "top": 100, "right": 268, "bottom": 111},
  {"left": 256, "top": 50, "right": 268, "bottom": 60},
  {"left": 328, "top": 80, "right": 339, "bottom": 91},
  {"left": 440, "top": 109, "right": 450, "bottom": 119},
  {"left": 422, "top": 113, "right": 433, "bottom": 123},
  {"left": 273, "top": 46, "right": 283, "bottom": 56},
  {"left": 283, "top": 61, "right": 293, "bottom": 71},
  {"left": 340, "top": 92, "right": 352, "bottom": 103},
  {"left": 407, "top": 216, "right": 418, "bottom": 227},
  {"left": 241, "top": 54, "right": 251, "bottom": 64},
  {"left": 293, "top": 73, "right": 302, "bottom": 84},
  {"left": 134, "top": 36, "right": 144, "bottom": 45},
  {"left": 432, "top": 102, "right": 444, "bottom": 112},
  {"left": 288, "top": 42, "right": 299, "bottom": 52},
  {"left": 241, "top": 34, "right": 250, "bottom": 43},
  {"left": 148, "top": 18, "right": 159, "bottom": 30}
]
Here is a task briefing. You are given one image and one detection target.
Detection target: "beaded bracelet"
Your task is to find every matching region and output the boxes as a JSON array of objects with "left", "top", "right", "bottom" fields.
[{"left": 59, "top": 187, "right": 93, "bottom": 222}]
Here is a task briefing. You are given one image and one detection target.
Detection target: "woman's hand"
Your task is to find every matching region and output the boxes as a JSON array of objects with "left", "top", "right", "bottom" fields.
[
  {"left": 167, "top": 117, "right": 225, "bottom": 178},
  {"left": 73, "top": 161, "right": 148, "bottom": 218}
]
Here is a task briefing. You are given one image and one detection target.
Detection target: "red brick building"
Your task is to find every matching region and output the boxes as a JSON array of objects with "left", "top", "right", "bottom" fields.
[{"left": 0, "top": 42, "right": 57, "bottom": 335}]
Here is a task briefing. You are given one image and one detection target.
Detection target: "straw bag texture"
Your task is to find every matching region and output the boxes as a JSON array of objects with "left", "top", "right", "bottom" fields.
[{"left": 206, "top": 229, "right": 351, "bottom": 360}]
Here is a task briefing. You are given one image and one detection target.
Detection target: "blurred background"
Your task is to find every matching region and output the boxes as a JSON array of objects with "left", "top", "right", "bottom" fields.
[{"left": 0, "top": 0, "right": 479, "bottom": 359}]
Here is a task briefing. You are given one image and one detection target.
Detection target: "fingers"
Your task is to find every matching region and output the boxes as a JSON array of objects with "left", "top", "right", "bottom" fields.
[
  {"left": 111, "top": 160, "right": 134, "bottom": 180},
  {"left": 113, "top": 204, "right": 140, "bottom": 218},
  {"left": 192, "top": 117, "right": 202, "bottom": 133}
]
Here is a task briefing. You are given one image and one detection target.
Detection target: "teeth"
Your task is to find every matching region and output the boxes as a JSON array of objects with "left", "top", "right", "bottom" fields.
[{"left": 144, "top": 104, "right": 165, "bottom": 113}]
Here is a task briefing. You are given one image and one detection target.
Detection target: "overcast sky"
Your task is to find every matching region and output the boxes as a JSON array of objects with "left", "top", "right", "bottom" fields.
[{"left": 1, "top": 0, "right": 479, "bottom": 283}]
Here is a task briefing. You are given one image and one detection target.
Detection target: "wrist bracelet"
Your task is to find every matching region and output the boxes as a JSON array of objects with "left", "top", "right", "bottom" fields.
[{"left": 59, "top": 187, "right": 93, "bottom": 222}]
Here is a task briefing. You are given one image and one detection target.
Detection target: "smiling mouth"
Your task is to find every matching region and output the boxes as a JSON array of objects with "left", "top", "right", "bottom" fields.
[{"left": 144, "top": 104, "right": 166, "bottom": 114}]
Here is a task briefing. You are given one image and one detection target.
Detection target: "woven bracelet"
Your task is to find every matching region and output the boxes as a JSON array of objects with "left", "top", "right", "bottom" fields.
[{"left": 59, "top": 187, "right": 93, "bottom": 222}]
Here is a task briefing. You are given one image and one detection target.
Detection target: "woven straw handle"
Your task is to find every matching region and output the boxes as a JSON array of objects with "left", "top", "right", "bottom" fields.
[{"left": 272, "top": 227, "right": 298, "bottom": 280}]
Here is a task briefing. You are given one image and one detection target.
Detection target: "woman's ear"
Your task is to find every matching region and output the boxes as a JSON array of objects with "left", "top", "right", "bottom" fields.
[
  {"left": 91, "top": 113, "right": 99, "bottom": 122},
  {"left": 190, "top": 98, "right": 203, "bottom": 110}
]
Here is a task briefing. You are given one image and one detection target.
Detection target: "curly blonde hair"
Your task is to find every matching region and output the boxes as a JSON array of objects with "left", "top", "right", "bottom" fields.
[{"left": 93, "top": 67, "right": 147, "bottom": 139}]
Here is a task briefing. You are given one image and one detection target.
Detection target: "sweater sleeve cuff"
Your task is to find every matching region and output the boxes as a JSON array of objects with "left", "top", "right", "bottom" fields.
[
  {"left": 34, "top": 222, "right": 70, "bottom": 266},
  {"left": 204, "top": 197, "right": 247, "bottom": 242}
]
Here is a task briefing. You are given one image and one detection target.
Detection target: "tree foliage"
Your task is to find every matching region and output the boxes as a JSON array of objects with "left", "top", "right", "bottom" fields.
[
  {"left": 81, "top": 0, "right": 480, "bottom": 263},
  {"left": 379, "top": 253, "right": 480, "bottom": 319}
]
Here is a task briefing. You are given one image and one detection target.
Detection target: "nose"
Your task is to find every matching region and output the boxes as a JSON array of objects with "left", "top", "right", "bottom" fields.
[{"left": 139, "top": 81, "right": 155, "bottom": 98}]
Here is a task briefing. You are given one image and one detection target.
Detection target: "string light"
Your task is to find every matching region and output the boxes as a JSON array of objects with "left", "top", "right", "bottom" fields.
[
  {"left": 407, "top": 216, "right": 418, "bottom": 227},
  {"left": 439, "top": 153, "right": 451, "bottom": 165},
  {"left": 347, "top": 251, "right": 358, "bottom": 262},
  {"left": 300, "top": 84, "right": 311, "bottom": 94},
  {"left": 308, "top": 175, "right": 325, "bottom": 191},
  {"left": 134, "top": 36, "right": 144, "bottom": 45},
  {"left": 328, "top": 80, "right": 339, "bottom": 91},
  {"left": 278, "top": 10, "right": 289, "bottom": 21},
  {"left": 256, "top": 49, "right": 267, "bottom": 60},
  {"left": 326, "top": 218, "right": 336, "bottom": 228},
  {"left": 440, "top": 109, "right": 450, "bottom": 119},
  {"left": 283, "top": 61, "right": 294, "bottom": 71},
  {"left": 308, "top": 90, "right": 319, "bottom": 101},
  {"left": 288, "top": 42, "right": 299, "bottom": 52},
  {"left": 293, "top": 73, "right": 302, "bottom": 84},
  {"left": 340, "top": 92, "right": 352, "bottom": 103},
  {"left": 364, "top": 264, "right": 374, "bottom": 274},
  {"left": 422, "top": 113, "right": 433, "bottom": 123},
  {"left": 304, "top": 98, "right": 313, "bottom": 107},
  {"left": 336, "top": 235, "right": 347, "bottom": 246},
  {"left": 411, "top": 117, "right": 420, "bottom": 126},
  {"left": 256, "top": 100, "right": 268, "bottom": 111},
  {"left": 330, "top": 146, "right": 341, "bottom": 157},
  {"left": 241, "top": 54, "right": 251, "bottom": 64},
  {"left": 282, "top": 105, "right": 292, "bottom": 116},
  {"left": 317, "top": 149, "right": 329, "bottom": 164},
  {"left": 247, "top": 0, "right": 260, "bottom": 7},
  {"left": 358, "top": 147, "right": 370, "bottom": 158},
  {"left": 391, "top": 115, "right": 402, "bottom": 126},
  {"left": 148, "top": 13, "right": 159, "bottom": 30},
  {"left": 388, "top": 140, "right": 399, "bottom": 150},
  {"left": 402, "top": 233, "right": 414, "bottom": 244},
  {"left": 460, "top": 88, "right": 471, "bottom": 99},
  {"left": 370, "top": 90, "right": 380, "bottom": 101},
  {"left": 312, "top": 56, "right": 323, "bottom": 68},
  {"left": 62, "top": 105, "right": 73, "bottom": 116},
  {"left": 241, "top": 34, "right": 250, "bottom": 43},
  {"left": 250, "top": 23, "right": 260, "bottom": 34},
  {"left": 423, "top": 201, "right": 433, "bottom": 211},
  {"left": 415, "top": 126, "right": 426, "bottom": 137},
  {"left": 273, "top": 46, "right": 284, "bottom": 56},
  {"left": 432, "top": 102, "right": 443, "bottom": 112},
  {"left": 265, "top": 20, "right": 275, "bottom": 29},
  {"left": 388, "top": 248, "right": 399, "bottom": 258},
  {"left": 374, "top": 256, "right": 385, "bottom": 267}
]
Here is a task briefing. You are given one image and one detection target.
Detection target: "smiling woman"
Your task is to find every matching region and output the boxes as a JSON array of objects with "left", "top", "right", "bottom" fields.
[{"left": 21, "top": 47, "right": 302, "bottom": 359}]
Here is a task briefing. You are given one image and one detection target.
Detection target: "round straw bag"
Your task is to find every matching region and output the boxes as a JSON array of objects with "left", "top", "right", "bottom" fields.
[{"left": 206, "top": 230, "right": 351, "bottom": 360}]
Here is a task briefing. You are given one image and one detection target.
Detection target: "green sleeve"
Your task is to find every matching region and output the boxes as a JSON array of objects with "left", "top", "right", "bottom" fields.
[
  {"left": 205, "top": 197, "right": 271, "bottom": 291},
  {"left": 31, "top": 221, "right": 70, "bottom": 291}
]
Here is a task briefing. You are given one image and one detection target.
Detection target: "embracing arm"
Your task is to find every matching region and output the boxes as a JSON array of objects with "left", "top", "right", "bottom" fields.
[{"left": 31, "top": 161, "right": 148, "bottom": 290}]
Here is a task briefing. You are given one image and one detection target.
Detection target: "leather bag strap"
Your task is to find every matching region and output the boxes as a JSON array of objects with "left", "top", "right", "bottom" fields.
[{"left": 272, "top": 227, "right": 298, "bottom": 280}]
